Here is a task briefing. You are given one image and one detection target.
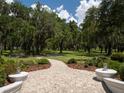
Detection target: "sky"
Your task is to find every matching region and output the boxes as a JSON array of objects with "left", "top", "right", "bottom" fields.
[{"left": 5, "top": 0, "right": 101, "bottom": 26}]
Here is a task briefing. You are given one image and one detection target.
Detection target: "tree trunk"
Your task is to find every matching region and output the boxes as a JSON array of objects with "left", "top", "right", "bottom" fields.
[
  {"left": 59, "top": 39, "right": 63, "bottom": 54},
  {"left": 32, "top": 46, "right": 35, "bottom": 56},
  {"left": 105, "top": 46, "right": 108, "bottom": 53},
  {"left": 10, "top": 46, "right": 13, "bottom": 55},
  {"left": 100, "top": 47, "right": 103, "bottom": 53},
  {"left": 36, "top": 47, "right": 40, "bottom": 55},
  {"left": 107, "top": 44, "right": 112, "bottom": 55},
  {"left": 87, "top": 47, "right": 91, "bottom": 54},
  {"left": 4, "top": 43, "right": 7, "bottom": 50}
]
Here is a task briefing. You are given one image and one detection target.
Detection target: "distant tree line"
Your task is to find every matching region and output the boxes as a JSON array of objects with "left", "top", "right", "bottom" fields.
[
  {"left": 0, "top": 0, "right": 124, "bottom": 56},
  {"left": 80, "top": 0, "right": 124, "bottom": 55}
]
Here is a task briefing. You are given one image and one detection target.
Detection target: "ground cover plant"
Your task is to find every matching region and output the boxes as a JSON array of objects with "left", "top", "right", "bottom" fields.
[{"left": 0, "top": 57, "right": 50, "bottom": 86}]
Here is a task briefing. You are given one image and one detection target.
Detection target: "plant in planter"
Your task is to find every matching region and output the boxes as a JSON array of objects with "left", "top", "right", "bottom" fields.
[
  {"left": 103, "top": 63, "right": 108, "bottom": 71},
  {"left": 16, "top": 61, "right": 22, "bottom": 74}
]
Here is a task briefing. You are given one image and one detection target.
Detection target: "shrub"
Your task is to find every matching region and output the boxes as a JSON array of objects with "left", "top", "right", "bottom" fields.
[
  {"left": 67, "top": 58, "right": 77, "bottom": 64},
  {"left": 111, "top": 53, "right": 124, "bottom": 62},
  {"left": 108, "top": 61, "right": 121, "bottom": 72},
  {"left": 36, "top": 59, "right": 49, "bottom": 64},
  {"left": 85, "top": 59, "right": 94, "bottom": 66},
  {"left": 119, "top": 64, "right": 124, "bottom": 81},
  {"left": 19, "top": 59, "right": 35, "bottom": 66},
  {"left": 84, "top": 61, "right": 89, "bottom": 68},
  {"left": 97, "top": 62, "right": 104, "bottom": 68},
  {"left": 87, "top": 56, "right": 109, "bottom": 67},
  {"left": 0, "top": 58, "right": 5, "bottom": 64},
  {"left": 0, "top": 66, "right": 6, "bottom": 87},
  {"left": 3, "top": 59, "right": 17, "bottom": 75},
  {"left": 83, "top": 56, "right": 108, "bottom": 68}
]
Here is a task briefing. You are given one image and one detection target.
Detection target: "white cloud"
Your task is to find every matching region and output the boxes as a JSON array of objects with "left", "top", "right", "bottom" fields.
[
  {"left": 75, "top": 0, "right": 101, "bottom": 26},
  {"left": 56, "top": 5, "right": 77, "bottom": 23},
  {"left": 30, "top": 4, "right": 78, "bottom": 23},
  {"left": 42, "top": 5, "right": 52, "bottom": 12},
  {"left": 31, "top": 3, "right": 37, "bottom": 9},
  {"left": 57, "top": 9, "right": 70, "bottom": 20},
  {"left": 5, "top": 0, "right": 14, "bottom": 4},
  {"left": 31, "top": 3, "right": 52, "bottom": 12},
  {"left": 53, "top": 9, "right": 56, "bottom": 13},
  {"left": 9, "top": 12, "right": 14, "bottom": 16},
  {"left": 67, "top": 16, "right": 77, "bottom": 23},
  {"left": 56, "top": 5, "right": 64, "bottom": 12}
]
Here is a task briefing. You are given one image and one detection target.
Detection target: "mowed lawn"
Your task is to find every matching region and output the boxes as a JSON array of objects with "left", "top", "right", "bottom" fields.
[
  {"left": 42, "top": 50, "right": 101, "bottom": 63},
  {"left": 1, "top": 50, "right": 107, "bottom": 64}
]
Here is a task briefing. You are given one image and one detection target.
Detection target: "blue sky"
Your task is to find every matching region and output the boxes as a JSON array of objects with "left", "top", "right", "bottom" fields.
[
  {"left": 20, "top": 0, "right": 80, "bottom": 16},
  {"left": 6, "top": 0, "right": 101, "bottom": 25}
]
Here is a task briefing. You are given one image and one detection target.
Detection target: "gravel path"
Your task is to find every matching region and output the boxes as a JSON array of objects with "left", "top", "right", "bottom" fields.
[{"left": 20, "top": 59, "right": 107, "bottom": 93}]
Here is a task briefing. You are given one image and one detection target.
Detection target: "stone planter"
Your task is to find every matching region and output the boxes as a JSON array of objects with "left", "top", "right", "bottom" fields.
[
  {"left": 104, "top": 78, "right": 124, "bottom": 93},
  {"left": 8, "top": 72, "right": 28, "bottom": 82},
  {"left": 0, "top": 81, "right": 22, "bottom": 93},
  {"left": 95, "top": 68, "right": 117, "bottom": 81}
]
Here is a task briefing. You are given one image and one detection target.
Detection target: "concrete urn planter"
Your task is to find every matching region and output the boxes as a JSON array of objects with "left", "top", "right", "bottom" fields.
[
  {"left": 95, "top": 68, "right": 117, "bottom": 81},
  {"left": 0, "top": 81, "right": 23, "bottom": 93},
  {"left": 104, "top": 78, "right": 124, "bottom": 93},
  {"left": 8, "top": 72, "right": 28, "bottom": 82}
]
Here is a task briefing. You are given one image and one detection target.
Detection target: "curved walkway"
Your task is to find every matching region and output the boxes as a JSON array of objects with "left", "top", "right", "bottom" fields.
[{"left": 20, "top": 59, "right": 107, "bottom": 93}]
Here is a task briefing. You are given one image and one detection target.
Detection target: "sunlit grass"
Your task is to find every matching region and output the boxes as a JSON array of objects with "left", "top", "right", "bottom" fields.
[
  {"left": 1, "top": 50, "right": 107, "bottom": 64},
  {"left": 43, "top": 50, "right": 92, "bottom": 63}
]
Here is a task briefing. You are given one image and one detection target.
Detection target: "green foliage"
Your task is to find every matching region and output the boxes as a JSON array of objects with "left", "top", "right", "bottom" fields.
[
  {"left": 67, "top": 58, "right": 77, "bottom": 64},
  {"left": 19, "top": 59, "right": 35, "bottom": 66},
  {"left": 95, "top": 56, "right": 109, "bottom": 68},
  {"left": 36, "top": 59, "right": 49, "bottom": 64},
  {"left": 3, "top": 59, "right": 17, "bottom": 75},
  {"left": 87, "top": 56, "right": 121, "bottom": 71},
  {"left": 111, "top": 53, "right": 124, "bottom": 62},
  {"left": 85, "top": 59, "right": 94, "bottom": 66},
  {"left": 85, "top": 56, "right": 108, "bottom": 67},
  {"left": 108, "top": 61, "right": 121, "bottom": 72},
  {"left": 0, "top": 57, "right": 50, "bottom": 86},
  {"left": 0, "top": 65, "right": 6, "bottom": 87},
  {"left": 0, "top": 58, "right": 5, "bottom": 64},
  {"left": 0, "top": 0, "right": 124, "bottom": 56},
  {"left": 80, "top": 6, "right": 98, "bottom": 52},
  {"left": 119, "top": 64, "right": 124, "bottom": 81}
]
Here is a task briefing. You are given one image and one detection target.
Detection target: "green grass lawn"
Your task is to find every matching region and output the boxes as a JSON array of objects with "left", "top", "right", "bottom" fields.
[
  {"left": 42, "top": 50, "right": 100, "bottom": 63},
  {"left": 1, "top": 50, "right": 106, "bottom": 64},
  {"left": 2, "top": 49, "right": 119, "bottom": 64}
]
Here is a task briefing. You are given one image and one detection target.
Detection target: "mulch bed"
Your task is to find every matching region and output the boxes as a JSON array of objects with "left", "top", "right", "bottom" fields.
[
  {"left": 67, "top": 64, "right": 97, "bottom": 72},
  {"left": 25, "top": 63, "right": 51, "bottom": 72}
]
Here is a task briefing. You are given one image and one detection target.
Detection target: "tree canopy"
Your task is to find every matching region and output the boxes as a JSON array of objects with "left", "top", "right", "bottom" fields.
[{"left": 0, "top": 0, "right": 124, "bottom": 56}]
